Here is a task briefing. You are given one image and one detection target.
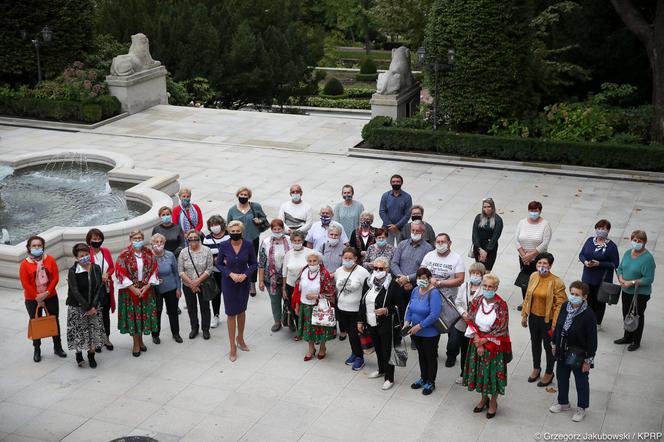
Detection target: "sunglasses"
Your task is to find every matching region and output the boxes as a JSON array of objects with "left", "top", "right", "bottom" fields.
[
  {"left": 187, "top": 238, "right": 200, "bottom": 242},
  {"left": 374, "top": 267, "right": 386, "bottom": 271}
]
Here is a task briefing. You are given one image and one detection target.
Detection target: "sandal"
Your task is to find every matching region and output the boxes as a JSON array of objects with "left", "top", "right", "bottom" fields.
[{"left": 304, "top": 350, "right": 316, "bottom": 361}]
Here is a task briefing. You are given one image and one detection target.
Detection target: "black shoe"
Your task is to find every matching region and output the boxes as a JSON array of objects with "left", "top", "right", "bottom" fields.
[
  {"left": 173, "top": 334, "right": 183, "bottom": 343},
  {"left": 178, "top": 307, "right": 182, "bottom": 315},
  {"left": 203, "top": 330, "right": 210, "bottom": 340},
  {"left": 628, "top": 343, "right": 640, "bottom": 351},
  {"left": 614, "top": 336, "right": 632, "bottom": 345},
  {"left": 152, "top": 336, "right": 161, "bottom": 345},
  {"left": 474, "top": 399, "right": 488, "bottom": 413},
  {"left": 140, "top": 344, "right": 147, "bottom": 352},
  {"left": 95, "top": 346, "right": 102, "bottom": 353},
  {"left": 132, "top": 351, "right": 140, "bottom": 357},
  {"left": 76, "top": 352, "right": 84, "bottom": 367},
  {"left": 445, "top": 357, "right": 456, "bottom": 368},
  {"left": 422, "top": 383, "right": 436, "bottom": 395},
  {"left": 487, "top": 410, "right": 497, "bottom": 419},
  {"left": 250, "top": 292, "right": 256, "bottom": 297},
  {"left": 104, "top": 343, "right": 114, "bottom": 351},
  {"left": 87, "top": 352, "right": 97, "bottom": 369},
  {"left": 517, "top": 304, "right": 523, "bottom": 311},
  {"left": 338, "top": 333, "right": 347, "bottom": 341},
  {"left": 537, "top": 373, "right": 555, "bottom": 387},
  {"left": 189, "top": 330, "right": 198, "bottom": 339},
  {"left": 528, "top": 368, "right": 541, "bottom": 383},
  {"left": 54, "top": 347, "right": 67, "bottom": 358},
  {"left": 33, "top": 347, "right": 41, "bottom": 363}
]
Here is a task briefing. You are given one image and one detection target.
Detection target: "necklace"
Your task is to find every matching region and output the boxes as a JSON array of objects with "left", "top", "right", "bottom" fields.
[
  {"left": 307, "top": 269, "right": 319, "bottom": 280},
  {"left": 481, "top": 299, "right": 495, "bottom": 315}
]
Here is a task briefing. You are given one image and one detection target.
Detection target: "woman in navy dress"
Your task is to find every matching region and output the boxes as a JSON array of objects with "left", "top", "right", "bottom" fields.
[{"left": 217, "top": 220, "right": 257, "bottom": 362}]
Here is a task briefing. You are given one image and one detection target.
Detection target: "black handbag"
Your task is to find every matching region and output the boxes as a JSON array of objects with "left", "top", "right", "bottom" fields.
[
  {"left": 597, "top": 268, "right": 621, "bottom": 305},
  {"left": 564, "top": 345, "right": 586, "bottom": 368},
  {"left": 431, "top": 290, "right": 462, "bottom": 334},
  {"left": 250, "top": 202, "right": 270, "bottom": 233},
  {"left": 187, "top": 248, "right": 218, "bottom": 302},
  {"left": 514, "top": 270, "right": 531, "bottom": 289}
]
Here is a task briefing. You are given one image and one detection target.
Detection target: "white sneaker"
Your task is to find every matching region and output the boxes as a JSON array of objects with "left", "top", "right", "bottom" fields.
[
  {"left": 210, "top": 315, "right": 219, "bottom": 329},
  {"left": 455, "top": 376, "right": 464, "bottom": 385},
  {"left": 549, "top": 403, "right": 571, "bottom": 413},
  {"left": 368, "top": 371, "right": 383, "bottom": 379},
  {"left": 382, "top": 380, "right": 394, "bottom": 390},
  {"left": 572, "top": 408, "right": 586, "bottom": 422}
]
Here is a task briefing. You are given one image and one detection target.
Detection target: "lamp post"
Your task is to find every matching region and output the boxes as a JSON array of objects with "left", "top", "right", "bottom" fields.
[
  {"left": 20, "top": 26, "right": 53, "bottom": 83},
  {"left": 417, "top": 47, "right": 455, "bottom": 130}
]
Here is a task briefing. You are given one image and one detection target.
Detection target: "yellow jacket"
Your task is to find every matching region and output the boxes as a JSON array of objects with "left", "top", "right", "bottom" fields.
[{"left": 521, "top": 272, "right": 567, "bottom": 326}]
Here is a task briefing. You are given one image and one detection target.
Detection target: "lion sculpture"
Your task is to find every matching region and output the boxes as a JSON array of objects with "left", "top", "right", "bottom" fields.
[
  {"left": 376, "top": 46, "right": 415, "bottom": 95},
  {"left": 110, "top": 33, "right": 161, "bottom": 76}
]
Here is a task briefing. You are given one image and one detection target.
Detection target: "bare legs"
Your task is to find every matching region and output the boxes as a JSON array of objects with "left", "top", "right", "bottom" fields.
[{"left": 227, "top": 311, "right": 249, "bottom": 362}]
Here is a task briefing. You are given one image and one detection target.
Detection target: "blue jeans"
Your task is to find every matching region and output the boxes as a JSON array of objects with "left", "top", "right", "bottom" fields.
[{"left": 556, "top": 362, "right": 589, "bottom": 409}]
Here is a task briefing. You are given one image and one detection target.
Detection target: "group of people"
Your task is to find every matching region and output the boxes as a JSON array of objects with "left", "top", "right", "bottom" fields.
[{"left": 18, "top": 176, "right": 656, "bottom": 422}]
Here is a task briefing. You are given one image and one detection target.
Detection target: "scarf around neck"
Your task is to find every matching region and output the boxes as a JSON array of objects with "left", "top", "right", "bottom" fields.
[{"left": 562, "top": 301, "right": 587, "bottom": 336}]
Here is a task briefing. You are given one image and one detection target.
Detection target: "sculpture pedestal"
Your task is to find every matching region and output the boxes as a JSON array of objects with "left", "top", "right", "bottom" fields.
[
  {"left": 370, "top": 83, "right": 421, "bottom": 121},
  {"left": 106, "top": 66, "right": 168, "bottom": 114}
]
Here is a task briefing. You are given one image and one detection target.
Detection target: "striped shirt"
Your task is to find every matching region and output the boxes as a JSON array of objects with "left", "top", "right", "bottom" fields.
[
  {"left": 515, "top": 218, "right": 552, "bottom": 253},
  {"left": 203, "top": 233, "right": 229, "bottom": 272}
]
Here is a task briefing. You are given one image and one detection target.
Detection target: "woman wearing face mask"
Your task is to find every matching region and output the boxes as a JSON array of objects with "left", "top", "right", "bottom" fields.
[
  {"left": 335, "top": 247, "right": 370, "bottom": 370},
  {"left": 227, "top": 187, "right": 268, "bottom": 297},
  {"left": 292, "top": 252, "right": 336, "bottom": 360},
  {"left": 279, "top": 183, "right": 313, "bottom": 234},
  {"left": 453, "top": 262, "right": 487, "bottom": 384},
  {"left": 86, "top": 228, "right": 115, "bottom": 351},
  {"left": 66, "top": 243, "right": 106, "bottom": 368},
  {"left": 463, "top": 273, "right": 511, "bottom": 419},
  {"left": 259, "top": 219, "right": 292, "bottom": 332},
  {"left": 19, "top": 236, "right": 67, "bottom": 363},
  {"left": 363, "top": 228, "right": 394, "bottom": 271},
  {"left": 179, "top": 229, "right": 215, "bottom": 340},
  {"left": 172, "top": 188, "right": 204, "bottom": 234},
  {"left": 282, "top": 231, "right": 312, "bottom": 337},
  {"left": 203, "top": 215, "right": 229, "bottom": 328},
  {"left": 357, "top": 257, "right": 403, "bottom": 390},
  {"left": 515, "top": 201, "right": 552, "bottom": 311},
  {"left": 349, "top": 211, "right": 377, "bottom": 261},
  {"left": 614, "top": 230, "right": 656, "bottom": 352},
  {"left": 471, "top": 198, "right": 503, "bottom": 271},
  {"left": 152, "top": 206, "right": 185, "bottom": 257},
  {"left": 578, "top": 219, "right": 620, "bottom": 327},
  {"left": 115, "top": 230, "right": 159, "bottom": 357},
  {"left": 151, "top": 233, "right": 183, "bottom": 343},
  {"left": 521, "top": 252, "right": 567, "bottom": 387},
  {"left": 404, "top": 268, "right": 442, "bottom": 396},
  {"left": 217, "top": 221, "right": 258, "bottom": 361},
  {"left": 334, "top": 184, "right": 365, "bottom": 238},
  {"left": 550, "top": 281, "right": 597, "bottom": 423}
]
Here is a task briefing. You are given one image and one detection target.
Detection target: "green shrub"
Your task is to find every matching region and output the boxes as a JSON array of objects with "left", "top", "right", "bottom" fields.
[
  {"left": 314, "top": 70, "right": 327, "bottom": 82},
  {"left": 361, "top": 117, "right": 664, "bottom": 172},
  {"left": 81, "top": 103, "right": 103, "bottom": 123},
  {"left": 345, "top": 87, "right": 374, "bottom": 99},
  {"left": 356, "top": 73, "right": 378, "bottom": 82},
  {"left": 359, "top": 58, "right": 378, "bottom": 75},
  {"left": 543, "top": 102, "right": 613, "bottom": 143},
  {"left": 91, "top": 95, "right": 121, "bottom": 119},
  {"left": 361, "top": 116, "right": 392, "bottom": 139},
  {"left": 0, "top": 96, "right": 109, "bottom": 123},
  {"left": 187, "top": 77, "right": 215, "bottom": 105},
  {"left": 166, "top": 73, "right": 191, "bottom": 106},
  {"left": 300, "top": 96, "right": 370, "bottom": 109},
  {"left": 323, "top": 77, "right": 344, "bottom": 96}
]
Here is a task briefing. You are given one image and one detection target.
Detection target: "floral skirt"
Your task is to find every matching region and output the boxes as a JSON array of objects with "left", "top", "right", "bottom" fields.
[
  {"left": 463, "top": 343, "right": 508, "bottom": 396},
  {"left": 118, "top": 289, "right": 158, "bottom": 336},
  {"left": 297, "top": 304, "right": 336, "bottom": 343},
  {"left": 67, "top": 306, "right": 105, "bottom": 352}
]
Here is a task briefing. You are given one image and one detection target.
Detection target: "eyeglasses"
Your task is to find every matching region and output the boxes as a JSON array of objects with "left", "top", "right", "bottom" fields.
[
  {"left": 374, "top": 267, "right": 386, "bottom": 271},
  {"left": 188, "top": 238, "right": 200, "bottom": 242}
]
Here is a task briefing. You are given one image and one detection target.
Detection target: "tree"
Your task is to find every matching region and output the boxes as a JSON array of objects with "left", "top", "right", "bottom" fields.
[
  {"left": 327, "top": 0, "right": 376, "bottom": 52},
  {"left": 610, "top": 0, "right": 664, "bottom": 142},
  {"left": 370, "top": 0, "right": 433, "bottom": 48},
  {"left": 424, "top": 0, "right": 535, "bottom": 131}
]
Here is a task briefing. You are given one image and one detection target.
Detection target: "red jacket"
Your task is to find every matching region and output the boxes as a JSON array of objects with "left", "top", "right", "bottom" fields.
[
  {"left": 172, "top": 204, "right": 203, "bottom": 231},
  {"left": 19, "top": 255, "right": 59, "bottom": 301}
]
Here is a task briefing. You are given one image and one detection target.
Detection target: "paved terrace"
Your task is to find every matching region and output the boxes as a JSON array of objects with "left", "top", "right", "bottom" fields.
[{"left": 0, "top": 106, "right": 662, "bottom": 441}]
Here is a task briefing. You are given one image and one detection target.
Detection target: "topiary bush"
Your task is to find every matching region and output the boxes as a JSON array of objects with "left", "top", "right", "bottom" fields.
[
  {"left": 356, "top": 58, "right": 378, "bottom": 81},
  {"left": 323, "top": 77, "right": 344, "bottom": 96},
  {"left": 81, "top": 103, "right": 103, "bottom": 123}
]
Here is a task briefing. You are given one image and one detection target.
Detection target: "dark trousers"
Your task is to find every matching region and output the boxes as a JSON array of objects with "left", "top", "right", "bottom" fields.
[
  {"left": 529, "top": 314, "right": 555, "bottom": 374},
  {"left": 337, "top": 309, "right": 362, "bottom": 358},
  {"left": 587, "top": 283, "right": 606, "bottom": 325},
  {"left": 621, "top": 291, "right": 649, "bottom": 345},
  {"left": 446, "top": 326, "right": 464, "bottom": 361},
  {"left": 183, "top": 286, "right": 211, "bottom": 332},
  {"left": 285, "top": 284, "right": 298, "bottom": 328},
  {"left": 519, "top": 259, "right": 537, "bottom": 299},
  {"left": 556, "top": 363, "right": 590, "bottom": 409},
  {"left": 336, "top": 306, "right": 347, "bottom": 333},
  {"left": 153, "top": 289, "right": 180, "bottom": 336},
  {"left": 368, "top": 326, "right": 395, "bottom": 382},
  {"left": 211, "top": 272, "right": 222, "bottom": 316},
  {"left": 455, "top": 329, "right": 471, "bottom": 376},
  {"left": 25, "top": 295, "right": 62, "bottom": 349},
  {"left": 101, "top": 303, "right": 111, "bottom": 337},
  {"left": 473, "top": 246, "right": 498, "bottom": 271},
  {"left": 250, "top": 238, "right": 259, "bottom": 284},
  {"left": 412, "top": 334, "right": 440, "bottom": 384}
]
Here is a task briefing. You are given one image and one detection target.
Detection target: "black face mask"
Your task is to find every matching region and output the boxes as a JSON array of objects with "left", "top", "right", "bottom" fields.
[
  {"left": 238, "top": 196, "right": 249, "bottom": 204},
  {"left": 230, "top": 233, "right": 242, "bottom": 241},
  {"left": 90, "top": 240, "right": 103, "bottom": 248},
  {"left": 411, "top": 215, "right": 423, "bottom": 222},
  {"left": 391, "top": 184, "right": 401, "bottom": 191}
]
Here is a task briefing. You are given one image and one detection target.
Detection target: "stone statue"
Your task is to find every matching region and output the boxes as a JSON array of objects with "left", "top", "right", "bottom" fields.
[
  {"left": 110, "top": 33, "right": 161, "bottom": 77},
  {"left": 376, "top": 46, "right": 415, "bottom": 95}
]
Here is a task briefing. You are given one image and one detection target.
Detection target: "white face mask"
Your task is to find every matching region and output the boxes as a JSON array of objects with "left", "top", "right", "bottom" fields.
[
  {"left": 293, "top": 243, "right": 303, "bottom": 251},
  {"left": 328, "top": 238, "right": 339, "bottom": 246},
  {"left": 211, "top": 225, "right": 222, "bottom": 234},
  {"left": 308, "top": 264, "right": 319, "bottom": 272},
  {"left": 411, "top": 233, "right": 422, "bottom": 242},
  {"left": 436, "top": 243, "right": 449, "bottom": 254},
  {"left": 373, "top": 270, "right": 387, "bottom": 280}
]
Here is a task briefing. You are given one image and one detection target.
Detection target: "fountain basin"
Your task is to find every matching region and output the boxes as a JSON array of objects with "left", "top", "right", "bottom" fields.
[{"left": 0, "top": 149, "right": 179, "bottom": 289}]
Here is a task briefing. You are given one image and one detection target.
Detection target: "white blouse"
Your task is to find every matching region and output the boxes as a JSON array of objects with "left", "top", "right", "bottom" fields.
[
  {"left": 299, "top": 271, "right": 321, "bottom": 306},
  {"left": 475, "top": 299, "right": 497, "bottom": 332}
]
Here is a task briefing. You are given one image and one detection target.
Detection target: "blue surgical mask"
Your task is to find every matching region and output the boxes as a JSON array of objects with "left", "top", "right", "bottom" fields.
[
  {"left": 417, "top": 279, "right": 428, "bottom": 289},
  {"left": 78, "top": 255, "right": 91, "bottom": 265},
  {"left": 537, "top": 266, "right": 549, "bottom": 276},
  {"left": 631, "top": 241, "right": 643, "bottom": 251},
  {"left": 320, "top": 215, "right": 331, "bottom": 225},
  {"left": 376, "top": 239, "right": 387, "bottom": 247},
  {"left": 181, "top": 198, "right": 191, "bottom": 207},
  {"left": 469, "top": 275, "right": 482, "bottom": 285},
  {"left": 342, "top": 259, "right": 355, "bottom": 269},
  {"left": 132, "top": 240, "right": 144, "bottom": 249},
  {"left": 568, "top": 294, "right": 584, "bottom": 306},
  {"left": 271, "top": 232, "right": 284, "bottom": 239},
  {"left": 291, "top": 193, "right": 301, "bottom": 202},
  {"left": 30, "top": 248, "right": 44, "bottom": 257},
  {"left": 482, "top": 289, "right": 496, "bottom": 299},
  {"left": 595, "top": 229, "right": 609, "bottom": 239},
  {"left": 528, "top": 211, "right": 540, "bottom": 220},
  {"left": 161, "top": 215, "right": 172, "bottom": 224}
]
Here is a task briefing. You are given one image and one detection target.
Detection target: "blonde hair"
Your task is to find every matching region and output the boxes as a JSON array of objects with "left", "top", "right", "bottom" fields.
[
  {"left": 236, "top": 187, "right": 253, "bottom": 198},
  {"left": 151, "top": 233, "right": 166, "bottom": 243},
  {"left": 468, "top": 262, "right": 487, "bottom": 275},
  {"left": 185, "top": 229, "right": 199, "bottom": 238},
  {"left": 228, "top": 220, "right": 245, "bottom": 231},
  {"left": 483, "top": 273, "right": 500, "bottom": 287},
  {"left": 129, "top": 230, "right": 144, "bottom": 240},
  {"left": 178, "top": 187, "right": 192, "bottom": 197}
]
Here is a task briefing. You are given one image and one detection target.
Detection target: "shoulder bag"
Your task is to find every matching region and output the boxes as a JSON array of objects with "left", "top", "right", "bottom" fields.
[
  {"left": 431, "top": 289, "right": 462, "bottom": 334},
  {"left": 564, "top": 345, "right": 586, "bottom": 368},
  {"left": 187, "top": 248, "right": 218, "bottom": 302},
  {"left": 311, "top": 297, "right": 336, "bottom": 327},
  {"left": 597, "top": 267, "right": 621, "bottom": 305},
  {"left": 624, "top": 283, "right": 640, "bottom": 333},
  {"left": 514, "top": 269, "right": 531, "bottom": 290},
  {"left": 250, "top": 202, "right": 270, "bottom": 233},
  {"left": 27, "top": 305, "right": 59, "bottom": 340},
  {"left": 389, "top": 308, "right": 408, "bottom": 367}
]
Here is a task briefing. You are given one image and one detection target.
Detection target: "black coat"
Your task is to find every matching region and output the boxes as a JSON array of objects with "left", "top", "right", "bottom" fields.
[
  {"left": 66, "top": 263, "right": 105, "bottom": 311},
  {"left": 553, "top": 302, "right": 598, "bottom": 363},
  {"left": 358, "top": 278, "right": 404, "bottom": 335}
]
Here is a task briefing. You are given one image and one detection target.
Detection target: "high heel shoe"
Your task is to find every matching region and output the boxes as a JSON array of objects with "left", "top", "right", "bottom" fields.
[
  {"left": 528, "top": 368, "right": 541, "bottom": 383},
  {"left": 304, "top": 350, "right": 316, "bottom": 361},
  {"left": 229, "top": 350, "right": 237, "bottom": 362},
  {"left": 236, "top": 338, "right": 249, "bottom": 352},
  {"left": 139, "top": 344, "right": 147, "bottom": 352},
  {"left": 474, "top": 398, "right": 489, "bottom": 413},
  {"left": 537, "top": 373, "right": 555, "bottom": 387}
]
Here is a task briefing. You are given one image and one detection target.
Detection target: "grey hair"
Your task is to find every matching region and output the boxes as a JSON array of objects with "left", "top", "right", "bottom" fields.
[
  {"left": 373, "top": 256, "right": 390, "bottom": 269},
  {"left": 320, "top": 205, "right": 334, "bottom": 215},
  {"left": 150, "top": 233, "right": 166, "bottom": 243},
  {"left": 178, "top": 187, "right": 192, "bottom": 197},
  {"left": 305, "top": 251, "right": 323, "bottom": 262},
  {"left": 328, "top": 224, "right": 342, "bottom": 235},
  {"left": 360, "top": 211, "right": 374, "bottom": 221},
  {"left": 290, "top": 230, "right": 306, "bottom": 241},
  {"left": 411, "top": 220, "right": 424, "bottom": 227},
  {"left": 411, "top": 204, "right": 424, "bottom": 215}
]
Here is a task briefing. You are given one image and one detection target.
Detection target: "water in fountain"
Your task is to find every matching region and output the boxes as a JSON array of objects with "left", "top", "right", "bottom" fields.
[{"left": 0, "top": 156, "right": 147, "bottom": 245}]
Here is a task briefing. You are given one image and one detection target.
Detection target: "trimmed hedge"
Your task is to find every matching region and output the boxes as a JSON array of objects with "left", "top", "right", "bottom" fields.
[
  {"left": 302, "top": 97, "right": 370, "bottom": 110},
  {"left": 356, "top": 73, "right": 378, "bottom": 82},
  {"left": 0, "top": 95, "right": 120, "bottom": 124},
  {"left": 362, "top": 118, "right": 664, "bottom": 172},
  {"left": 323, "top": 78, "right": 344, "bottom": 96}
]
